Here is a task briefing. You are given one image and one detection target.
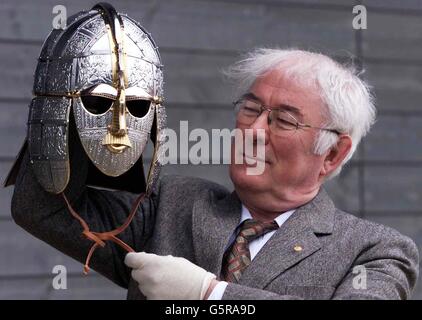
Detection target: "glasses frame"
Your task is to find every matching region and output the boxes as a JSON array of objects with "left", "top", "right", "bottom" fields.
[{"left": 233, "top": 98, "right": 342, "bottom": 136}]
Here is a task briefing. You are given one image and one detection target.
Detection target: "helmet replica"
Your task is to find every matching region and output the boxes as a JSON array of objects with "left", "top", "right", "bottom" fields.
[
  {"left": 6, "top": 2, "right": 166, "bottom": 194},
  {"left": 5, "top": 3, "right": 166, "bottom": 273}
]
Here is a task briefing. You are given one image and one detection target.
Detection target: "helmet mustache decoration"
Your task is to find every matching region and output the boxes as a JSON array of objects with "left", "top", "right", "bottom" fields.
[{"left": 4, "top": 2, "right": 167, "bottom": 274}]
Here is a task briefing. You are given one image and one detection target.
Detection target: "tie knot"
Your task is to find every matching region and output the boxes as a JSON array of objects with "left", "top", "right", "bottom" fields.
[{"left": 238, "top": 219, "right": 278, "bottom": 242}]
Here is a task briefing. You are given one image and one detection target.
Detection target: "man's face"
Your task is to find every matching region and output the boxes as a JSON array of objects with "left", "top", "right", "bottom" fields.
[{"left": 229, "top": 68, "right": 328, "bottom": 212}]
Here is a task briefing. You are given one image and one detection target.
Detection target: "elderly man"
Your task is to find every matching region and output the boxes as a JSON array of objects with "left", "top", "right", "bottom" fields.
[{"left": 11, "top": 48, "right": 418, "bottom": 300}]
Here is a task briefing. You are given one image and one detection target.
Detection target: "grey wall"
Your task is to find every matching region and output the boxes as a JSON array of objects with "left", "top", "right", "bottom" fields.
[{"left": 0, "top": 0, "right": 421, "bottom": 299}]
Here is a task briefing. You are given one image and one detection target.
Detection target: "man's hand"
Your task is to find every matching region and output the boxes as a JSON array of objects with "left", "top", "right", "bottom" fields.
[{"left": 125, "top": 252, "right": 217, "bottom": 300}]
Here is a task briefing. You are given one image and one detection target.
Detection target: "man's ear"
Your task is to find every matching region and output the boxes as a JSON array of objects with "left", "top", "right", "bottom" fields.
[{"left": 320, "top": 135, "right": 352, "bottom": 179}]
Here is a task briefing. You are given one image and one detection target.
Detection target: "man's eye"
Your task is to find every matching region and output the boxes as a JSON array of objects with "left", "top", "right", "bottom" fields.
[
  {"left": 242, "top": 106, "right": 260, "bottom": 115},
  {"left": 276, "top": 117, "right": 296, "bottom": 128},
  {"left": 276, "top": 117, "right": 290, "bottom": 123}
]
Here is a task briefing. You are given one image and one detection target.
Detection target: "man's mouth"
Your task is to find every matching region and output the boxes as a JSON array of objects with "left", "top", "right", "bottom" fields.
[{"left": 242, "top": 152, "right": 271, "bottom": 164}]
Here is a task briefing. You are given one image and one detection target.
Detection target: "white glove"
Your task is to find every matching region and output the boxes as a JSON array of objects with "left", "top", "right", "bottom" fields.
[{"left": 124, "top": 252, "right": 217, "bottom": 300}]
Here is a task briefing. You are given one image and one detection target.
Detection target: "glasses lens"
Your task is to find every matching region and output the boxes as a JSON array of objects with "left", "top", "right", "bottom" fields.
[
  {"left": 235, "top": 99, "right": 261, "bottom": 125},
  {"left": 269, "top": 110, "right": 298, "bottom": 134}
]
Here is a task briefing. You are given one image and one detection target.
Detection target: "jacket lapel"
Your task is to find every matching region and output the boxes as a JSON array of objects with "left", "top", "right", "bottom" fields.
[
  {"left": 192, "top": 186, "right": 336, "bottom": 289},
  {"left": 239, "top": 187, "right": 335, "bottom": 289},
  {"left": 192, "top": 191, "right": 241, "bottom": 275}
]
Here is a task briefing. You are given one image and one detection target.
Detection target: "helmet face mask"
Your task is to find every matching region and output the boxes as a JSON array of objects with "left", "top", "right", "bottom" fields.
[
  {"left": 70, "top": 25, "right": 162, "bottom": 178},
  {"left": 73, "top": 60, "right": 158, "bottom": 176},
  {"left": 5, "top": 4, "right": 166, "bottom": 194}
]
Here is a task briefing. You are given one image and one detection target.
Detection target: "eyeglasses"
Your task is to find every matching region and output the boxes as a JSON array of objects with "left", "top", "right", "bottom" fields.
[{"left": 233, "top": 97, "right": 342, "bottom": 137}]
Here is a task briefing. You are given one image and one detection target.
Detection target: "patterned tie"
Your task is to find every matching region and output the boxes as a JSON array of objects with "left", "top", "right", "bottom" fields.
[{"left": 221, "top": 219, "right": 279, "bottom": 283}]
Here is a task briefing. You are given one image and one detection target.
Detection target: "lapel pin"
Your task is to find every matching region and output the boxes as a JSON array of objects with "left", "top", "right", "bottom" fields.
[{"left": 294, "top": 245, "right": 303, "bottom": 252}]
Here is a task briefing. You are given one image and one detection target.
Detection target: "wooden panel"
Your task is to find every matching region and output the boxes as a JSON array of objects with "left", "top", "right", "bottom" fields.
[
  {"left": 221, "top": 0, "right": 354, "bottom": 7},
  {"left": 0, "top": 0, "right": 354, "bottom": 53},
  {"left": 363, "top": 0, "right": 422, "bottom": 11},
  {"left": 364, "top": 166, "right": 422, "bottom": 212},
  {"left": 163, "top": 53, "right": 236, "bottom": 105},
  {"left": 0, "top": 161, "right": 14, "bottom": 218},
  {"left": 146, "top": 1, "right": 355, "bottom": 53},
  {"left": 167, "top": 106, "right": 234, "bottom": 132},
  {"left": 363, "top": 11, "right": 422, "bottom": 61},
  {"left": 365, "top": 62, "right": 422, "bottom": 112},
  {"left": 0, "top": 43, "right": 37, "bottom": 100},
  {"left": 0, "top": 102, "right": 27, "bottom": 158},
  {"left": 365, "top": 115, "right": 422, "bottom": 161}
]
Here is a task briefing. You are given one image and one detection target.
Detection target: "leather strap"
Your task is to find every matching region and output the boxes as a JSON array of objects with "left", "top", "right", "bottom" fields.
[{"left": 61, "top": 191, "right": 145, "bottom": 274}]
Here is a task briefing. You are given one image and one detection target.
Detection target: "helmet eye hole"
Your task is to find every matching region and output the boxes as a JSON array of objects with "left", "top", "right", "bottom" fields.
[
  {"left": 81, "top": 95, "right": 114, "bottom": 115},
  {"left": 126, "top": 100, "right": 151, "bottom": 118}
]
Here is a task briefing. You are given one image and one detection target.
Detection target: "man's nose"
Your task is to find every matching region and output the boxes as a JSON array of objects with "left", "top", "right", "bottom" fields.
[{"left": 249, "top": 111, "right": 270, "bottom": 144}]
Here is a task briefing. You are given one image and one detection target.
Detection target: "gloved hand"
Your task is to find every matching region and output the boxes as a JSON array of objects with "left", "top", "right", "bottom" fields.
[{"left": 125, "top": 252, "right": 217, "bottom": 300}]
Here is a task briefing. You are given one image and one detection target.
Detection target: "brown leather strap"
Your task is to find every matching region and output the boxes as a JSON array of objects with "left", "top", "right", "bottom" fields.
[{"left": 61, "top": 192, "right": 145, "bottom": 274}]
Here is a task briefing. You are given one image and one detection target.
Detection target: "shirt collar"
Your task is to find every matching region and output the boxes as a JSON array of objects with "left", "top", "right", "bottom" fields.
[{"left": 240, "top": 204, "right": 295, "bottom": 228}]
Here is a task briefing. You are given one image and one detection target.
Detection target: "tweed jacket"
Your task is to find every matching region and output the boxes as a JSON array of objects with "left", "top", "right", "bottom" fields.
[{"left": 11, "top": 151, "right": 419, "bottom": 299}]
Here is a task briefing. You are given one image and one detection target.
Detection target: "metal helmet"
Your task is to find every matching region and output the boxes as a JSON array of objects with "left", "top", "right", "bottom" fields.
[{"left": 5, "top": 3, "right": 166, "bottom": 195}]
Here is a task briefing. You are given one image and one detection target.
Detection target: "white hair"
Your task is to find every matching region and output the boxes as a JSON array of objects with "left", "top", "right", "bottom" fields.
[{"left": 225, "top": 48, "right": 376, "bottom": 180}]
